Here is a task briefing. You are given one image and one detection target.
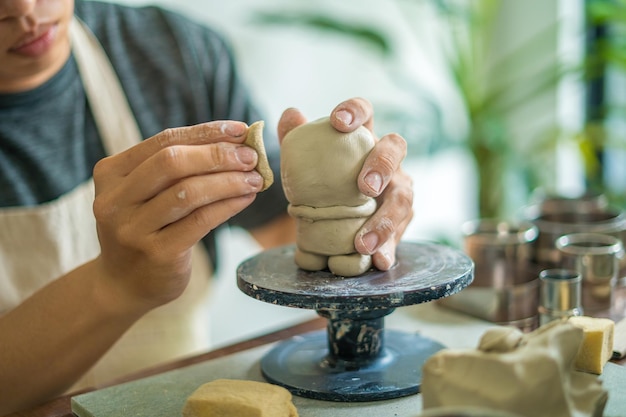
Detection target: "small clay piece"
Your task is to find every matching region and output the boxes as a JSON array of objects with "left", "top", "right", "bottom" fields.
[
  {"left": 244, "top": 120, "right": 274, "bottom": 191},
  {"left": 280, "top": 116, "right": 376, "bottom": 277},
  {"left": 421, "top": 320, "right": 608, "bottom": 417},
  {"left": 182, "top": 378, "right": 299, "bottom": 417}
]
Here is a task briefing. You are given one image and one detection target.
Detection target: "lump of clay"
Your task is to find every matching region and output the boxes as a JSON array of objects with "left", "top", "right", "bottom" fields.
[
  {"left": 182, "top": 379, "right": 298, "bottom": 417},
  {"left": 421, "top": 320, "right": 608, "bottom": 417},
  {"left": 244, "top": 120, "right": 274, "bottom": 191},
  {"left": 280, "top": 116, "right": 376, "bottom": 276}
]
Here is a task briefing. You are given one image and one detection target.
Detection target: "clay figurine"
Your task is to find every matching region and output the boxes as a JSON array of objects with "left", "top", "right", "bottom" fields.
[{"left": 280, "top": 116, "right": 376, "bottom": 277}]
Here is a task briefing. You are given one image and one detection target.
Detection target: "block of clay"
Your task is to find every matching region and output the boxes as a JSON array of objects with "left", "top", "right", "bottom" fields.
[
  {"left": 182, "top": 379, "right": 298, "bottom": 417},
  {"left": 568, "top": 316, "right": 615, "bottom": 374},
  {"left": 244, "top": 120, "right": 274, "bottom": 191},
  {"left": 421, "top": 321, "right": 608, "bottom": 417}
]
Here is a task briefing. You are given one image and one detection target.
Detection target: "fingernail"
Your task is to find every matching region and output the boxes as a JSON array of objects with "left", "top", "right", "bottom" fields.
[
  {"left": 236, "top": 146, "right": 257, "bottom": 164},
  {"left": 361, "top": 232, "right": 379, "bottom": 254},
  {"left": 222, "top": 122, "right": 245, "bottom": 137},
  {"left": 364, "top": 172, "right": 383, "bottom": 195},
  {"left": 335, "top": 110, "right": 353, "bottom": 127},
  {"left": 246, "top": 172, "right": 263, "bottom": 188}
]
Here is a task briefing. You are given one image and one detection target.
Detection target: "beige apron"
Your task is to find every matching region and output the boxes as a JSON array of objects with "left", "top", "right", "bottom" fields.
[{"left": 0, "top": 17, "right": 213, "bottom": 389}]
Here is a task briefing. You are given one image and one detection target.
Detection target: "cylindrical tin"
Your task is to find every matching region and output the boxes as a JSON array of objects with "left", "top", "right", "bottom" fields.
[
  {"left": 538, "top": 268, "right": 583, "bottom": 326},
  {"left": 438, "top": 220, "right": 540, "bottom": 330},
  {"left": 461, "top": 219, "right": 539, "bottom": 287},
  {"left": 524, "top": 204, "right": 626, "bottom": 269},
  {"left": 556, "top": 233, "right": 623, "bottom": 314}
]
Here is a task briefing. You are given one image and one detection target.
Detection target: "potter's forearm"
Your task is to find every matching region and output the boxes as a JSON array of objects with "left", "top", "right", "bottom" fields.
[{"left": 0, "top": 259, "right": 147, "bottom": 415}]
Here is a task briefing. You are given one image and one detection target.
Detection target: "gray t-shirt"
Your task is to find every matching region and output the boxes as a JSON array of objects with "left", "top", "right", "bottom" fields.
[{"left": 0, "top": 0, "right": 288, "bottom": 268}]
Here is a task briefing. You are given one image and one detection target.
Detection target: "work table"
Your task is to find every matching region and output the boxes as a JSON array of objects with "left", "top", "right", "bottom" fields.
[{"left": 7, "top": 302, "right": 626, "bottom": 417}]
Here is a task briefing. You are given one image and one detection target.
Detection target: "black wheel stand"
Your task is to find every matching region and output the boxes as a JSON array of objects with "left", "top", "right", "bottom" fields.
[{"left": 237, "top": 241, "right": 473, "bottom": 402}]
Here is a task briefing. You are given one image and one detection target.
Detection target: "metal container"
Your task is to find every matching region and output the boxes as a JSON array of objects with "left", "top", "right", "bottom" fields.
[
  {"left": 556, "top": 233, "right": 623, "bottom": 314},
  {"left": 538, "top": 268, "right": 583, "bottom": 326},
  {"left": 438, "top": 220, "right": 540, "bottom": 330},
  {"left": 524, "top": 204, "right": 626, "bottom": 269},
  {"left": 439, "top": 278, "right": 539, "bottom": 331},
  {"left": 461, "top": 219, "right": 538, "bottom": 287}
]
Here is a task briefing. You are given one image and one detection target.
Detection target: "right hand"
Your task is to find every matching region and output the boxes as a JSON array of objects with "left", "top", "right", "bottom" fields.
[{"left": 91, "top": 121, "right": 263, "bottom": 312}]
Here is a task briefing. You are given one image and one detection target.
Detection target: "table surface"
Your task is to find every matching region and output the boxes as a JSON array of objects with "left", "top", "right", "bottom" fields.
[{"left": 7, "top": 302, "right": 626, "bottom": 417}]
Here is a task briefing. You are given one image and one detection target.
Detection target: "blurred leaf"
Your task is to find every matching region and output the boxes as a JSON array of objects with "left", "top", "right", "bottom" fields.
[
  {"left": 251, "top": 12, "right": 393, "bottom": 57},
  {"left": 587, "top": 0, "right": 626, "bottom": 25}
]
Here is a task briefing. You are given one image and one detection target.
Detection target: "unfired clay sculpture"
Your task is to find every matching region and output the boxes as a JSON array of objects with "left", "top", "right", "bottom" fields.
[
  {"left": 280, "top": 116, "right": 376, "bottom": 276},
  {"left": 421, "top": 321, "right": 608, "bottom": 417}
]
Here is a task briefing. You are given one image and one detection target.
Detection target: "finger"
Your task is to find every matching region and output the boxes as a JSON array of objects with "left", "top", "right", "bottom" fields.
[
  {"left": 371, "top": 239, "right": 397, "bottom": 271},
  {"left": 95, "top": 171, "right": 263, "bottom": 256},
  {"left": 112, "top": 142, "right": 259, "bottom": 203},
  {"left": 330, "top": 97, "right": 374, "bottom": 133},
  {"left": 358, "top": 132, "right": 407, "bottom": 197},
  {"left": 278, "top": 107, "right": 307, "bottom": 144},
  {"left": 94, "top": 141, "right": 257, "bottom": 200},
  {"left": 156, "top": 193, "right": 259, "bottom": 253},
  {"left": 108, "top": 121, "right": 248, "bottom": 176},
  {"left": 372, "top": 201, "right": 413, "bottom": 270},
  {"left": 354, "top": 170, "right": 414, "bottom": 256},
  {"left": 113, "top": 193, "right": 259, "bottom": 261},
  {"left": 135, "top": 170, "right": 264, "bottom": 233}
]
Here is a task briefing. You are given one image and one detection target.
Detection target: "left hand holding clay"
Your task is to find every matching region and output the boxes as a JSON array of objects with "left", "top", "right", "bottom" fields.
[{"left": 278, "top": 97, "right": 413, "bottom": 271}]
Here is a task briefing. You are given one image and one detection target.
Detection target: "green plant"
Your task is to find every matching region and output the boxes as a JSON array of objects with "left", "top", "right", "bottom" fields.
[{"left": 435, "top": 0, "right": 565, "bottom": 218}]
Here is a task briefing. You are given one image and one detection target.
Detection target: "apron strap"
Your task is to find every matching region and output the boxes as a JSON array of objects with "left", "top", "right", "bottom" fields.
[{"left": 69, "top": 17, "right": 143, "bottom": 155}]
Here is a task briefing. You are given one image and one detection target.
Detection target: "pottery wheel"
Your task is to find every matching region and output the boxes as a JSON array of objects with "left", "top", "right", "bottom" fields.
[{"left": 237, "top": 241, "right": 473, "bottom": 402}]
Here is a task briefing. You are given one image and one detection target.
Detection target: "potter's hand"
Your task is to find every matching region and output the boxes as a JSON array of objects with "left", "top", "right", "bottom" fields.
[
  {"left": 278, "top": 97, "right": 413, "bottom": 271},
  {"left": 92, "top": 121, "right": 263, "bottom": 310},
  {"left": 332, "top": 98, "right": 413, "bottom": 270}
]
